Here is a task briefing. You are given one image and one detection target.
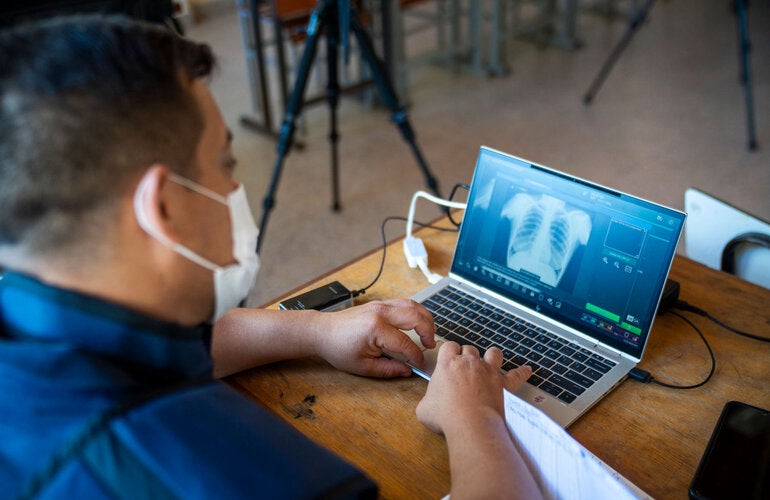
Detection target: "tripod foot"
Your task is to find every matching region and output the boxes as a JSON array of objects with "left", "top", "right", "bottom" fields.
[{"left": 749, "top": 139, "right": 758, "bottom": 152}]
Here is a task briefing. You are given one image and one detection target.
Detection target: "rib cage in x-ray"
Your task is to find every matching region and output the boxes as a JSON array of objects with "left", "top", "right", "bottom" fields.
[{"left": 501, "top": 194, "right": 591, "bottom": 286}]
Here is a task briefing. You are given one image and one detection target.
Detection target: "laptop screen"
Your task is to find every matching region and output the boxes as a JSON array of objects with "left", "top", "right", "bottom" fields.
[{"left": 451, "top": 147, "right": 685, "bottom": 360}]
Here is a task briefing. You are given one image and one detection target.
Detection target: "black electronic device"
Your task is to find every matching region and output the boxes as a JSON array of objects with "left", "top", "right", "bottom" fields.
[
  {"left": 279, "top": 281, "right": 353, "bottom": 312},
  {"left": 689, "top": 400, "right": 770, "bottom": 499},
  {"left": 656, "top": 278, "right": 680, "bottom": 315}
]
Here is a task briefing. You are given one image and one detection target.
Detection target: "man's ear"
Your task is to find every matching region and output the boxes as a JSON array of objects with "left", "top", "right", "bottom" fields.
[{"left": 133, "top": 165, "right": 177, "bottom": 246}]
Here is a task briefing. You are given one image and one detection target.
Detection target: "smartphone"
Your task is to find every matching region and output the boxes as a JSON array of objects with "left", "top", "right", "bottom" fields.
[{"left": 689, "top": 401, "right": 770, "bottom": 499}]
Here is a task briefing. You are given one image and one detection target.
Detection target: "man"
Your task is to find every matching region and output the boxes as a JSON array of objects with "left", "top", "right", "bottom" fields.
[{"left": 0, "top": 15, "right": 539, "bottom": 498}]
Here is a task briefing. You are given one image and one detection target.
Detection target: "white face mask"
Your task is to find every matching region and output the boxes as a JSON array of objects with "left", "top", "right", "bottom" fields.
[{"left": 134, "top": 172, "right": 261, "bottom": 322}]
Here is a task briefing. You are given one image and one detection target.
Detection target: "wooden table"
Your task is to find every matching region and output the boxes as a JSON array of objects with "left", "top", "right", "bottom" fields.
[{"left": 226, "top": 220, "right": 770, "bottom": 499}]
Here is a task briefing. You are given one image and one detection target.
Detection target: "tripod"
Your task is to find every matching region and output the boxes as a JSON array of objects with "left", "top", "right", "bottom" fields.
[
  {"left": 734, "top": 0, "right": 757, "bottom": 151},
  {"left": 256, "top": 0, "right": 441, "bottom": 252},
  {"left": 582, "top": 0, "right": 758, "bottom": 151},
  {"left": 582, "top": 0, "right": 656, "bottom": 106}
]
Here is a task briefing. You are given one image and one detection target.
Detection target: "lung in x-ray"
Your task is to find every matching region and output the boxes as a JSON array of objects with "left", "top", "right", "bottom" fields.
[{"left": 501, "top": 194, "right": 591, "bottom": 287}]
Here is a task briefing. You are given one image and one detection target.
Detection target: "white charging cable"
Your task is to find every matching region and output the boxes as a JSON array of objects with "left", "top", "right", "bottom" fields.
[{"left": 403, "top": 191, "right": 467, "bottom": 284}]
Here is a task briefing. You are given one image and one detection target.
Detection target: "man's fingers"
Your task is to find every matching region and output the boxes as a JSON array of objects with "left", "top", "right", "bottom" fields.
[
  {"left": 503, "top": 364, "right": 533, "bottom": 392},
  {"left": 380, "top": 332, "right": 426, "bottom": 369},
  {"left": 439, "top": 340, "right": 462, "bottom": 355},
  {"left": 365, "top": 356, "right": 414, "bottom": 378},
  {"left": 483, "top": 346, "right": 503, "bottom": 368},
  {"left": 378, "top": 299, "right": 434, "bottom": 326},
  {"left": 375, "top": 299, "right": 437, "bottom": 348}
]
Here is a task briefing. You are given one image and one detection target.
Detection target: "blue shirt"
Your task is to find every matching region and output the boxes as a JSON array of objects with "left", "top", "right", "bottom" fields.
[{"left": 0, "top": 272, "right": 376, "bottom": 499}]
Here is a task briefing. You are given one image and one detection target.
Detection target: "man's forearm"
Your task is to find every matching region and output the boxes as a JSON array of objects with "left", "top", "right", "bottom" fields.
[
  {"left": 444, "top": 408, "right": 542, "bottom": 500},
  {"left": 211, "top": 308, "right": 324, "bottom": 377}
]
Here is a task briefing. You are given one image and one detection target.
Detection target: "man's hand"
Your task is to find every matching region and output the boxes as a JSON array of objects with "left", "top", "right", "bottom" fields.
[
  {"left": 414, "top": 343, "right": 542, "bottom": 500},
  {"left": 416, "top": 342, "right": 531, "bottom": 435},
  {"left": 312, "top": 299, "right": 437, "bottom": 378}
]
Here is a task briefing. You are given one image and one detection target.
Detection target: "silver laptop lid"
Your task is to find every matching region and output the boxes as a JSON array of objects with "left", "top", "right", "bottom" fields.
[{"left": 450, "top": 147, "right": 686, "bottom": 362}]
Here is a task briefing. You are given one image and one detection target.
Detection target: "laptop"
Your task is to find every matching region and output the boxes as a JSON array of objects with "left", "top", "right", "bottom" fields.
[{"left": 398, "top": 147, "right": 686, "bottom": 427}]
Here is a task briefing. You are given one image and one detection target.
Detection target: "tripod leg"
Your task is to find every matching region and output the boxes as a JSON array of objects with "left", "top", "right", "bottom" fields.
[
  {"left": 349, "top": 10, "right": 441, "bottom": 198},
  {"left": 735, "top": 0, "right": 757, "bottom": 151},
  {"left": 325, "top": 5, "right": 343, "bottom": 211},
  {"left": 257, "top": 1, "right": 328, "bottom": 252},
  {"left": 583, "top": 0, "right": 656, "bottom": 105}
]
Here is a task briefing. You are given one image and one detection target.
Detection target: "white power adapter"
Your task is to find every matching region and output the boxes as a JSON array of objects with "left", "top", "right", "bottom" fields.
[{"left": 403, "top": 191, "right": 466, "bottom": 284}]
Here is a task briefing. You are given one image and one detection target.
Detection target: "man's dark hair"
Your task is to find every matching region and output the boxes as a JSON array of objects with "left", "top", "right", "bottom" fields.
[{"left": 0, "top": 14, "right": 214, "bottom": 253}]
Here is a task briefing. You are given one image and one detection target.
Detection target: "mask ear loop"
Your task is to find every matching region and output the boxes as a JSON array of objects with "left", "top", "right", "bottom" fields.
[
  {"left": 133, "top": 170, "right": 219, "bottom": 272},
  {"left": 168, "top": 172, "right": 229, "bottom": 205}
]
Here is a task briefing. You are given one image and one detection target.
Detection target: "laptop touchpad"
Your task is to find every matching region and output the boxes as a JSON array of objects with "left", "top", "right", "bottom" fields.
[{"left": 389, "top": 329, "right": 442, "bottom": 380}]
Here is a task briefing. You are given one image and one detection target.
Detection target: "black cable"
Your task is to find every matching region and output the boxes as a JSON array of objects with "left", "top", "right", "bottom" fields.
[
  {"left": 446, "top": 183, "right": 470, "bottom": 228},
  {"left": 655, "top": 311, "right": 715, "bottom": 389},
  {"left": 350, "top": 216, "right": 458, "bottom": 297},
  {"left": 631, "top": 296, "right": 769, "bottom": 389},
  {"left": 674, "top": 299, "right": 770, "bottom": 343},
  {"left": 629, "top": 310, "right": 716, "bottom": 390}
]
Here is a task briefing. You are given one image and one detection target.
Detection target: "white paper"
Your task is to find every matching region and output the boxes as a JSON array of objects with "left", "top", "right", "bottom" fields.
[{"left": 504, "top": 390, "right": 653, "bottom": 500}]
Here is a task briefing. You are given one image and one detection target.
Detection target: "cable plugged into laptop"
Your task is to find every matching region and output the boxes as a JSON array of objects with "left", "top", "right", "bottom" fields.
[
  {"left": 629, "top": 280, "right": 680, "bottom": 385},
  {"left": 628, "top": 278, "right": 716, "bottom": 390},
  {"left": 632, "top": 277, "right": 769, "bottom": 390},
  {"left": 628, "top": 367, "right": 653, "bottom": 383}
]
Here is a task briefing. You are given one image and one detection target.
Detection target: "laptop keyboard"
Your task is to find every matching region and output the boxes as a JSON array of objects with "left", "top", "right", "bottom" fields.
[{"left": 421, "top": 287, "right": 617, "bottom": 405}]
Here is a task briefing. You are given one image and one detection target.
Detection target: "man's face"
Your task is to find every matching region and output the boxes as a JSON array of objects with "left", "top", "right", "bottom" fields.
[{"left": 171, "top": 80, "right": 240, "bottom": 268}]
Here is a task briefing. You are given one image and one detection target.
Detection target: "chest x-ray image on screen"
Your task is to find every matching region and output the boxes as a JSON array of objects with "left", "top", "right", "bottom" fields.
[{"left": 502, "top": 194, "right": 591, "bottom": 288}]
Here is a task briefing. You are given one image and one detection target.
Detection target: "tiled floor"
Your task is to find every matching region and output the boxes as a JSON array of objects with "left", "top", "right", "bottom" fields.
[{"left": 187, "top": 0, "right": 769, "bottom": 306}]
